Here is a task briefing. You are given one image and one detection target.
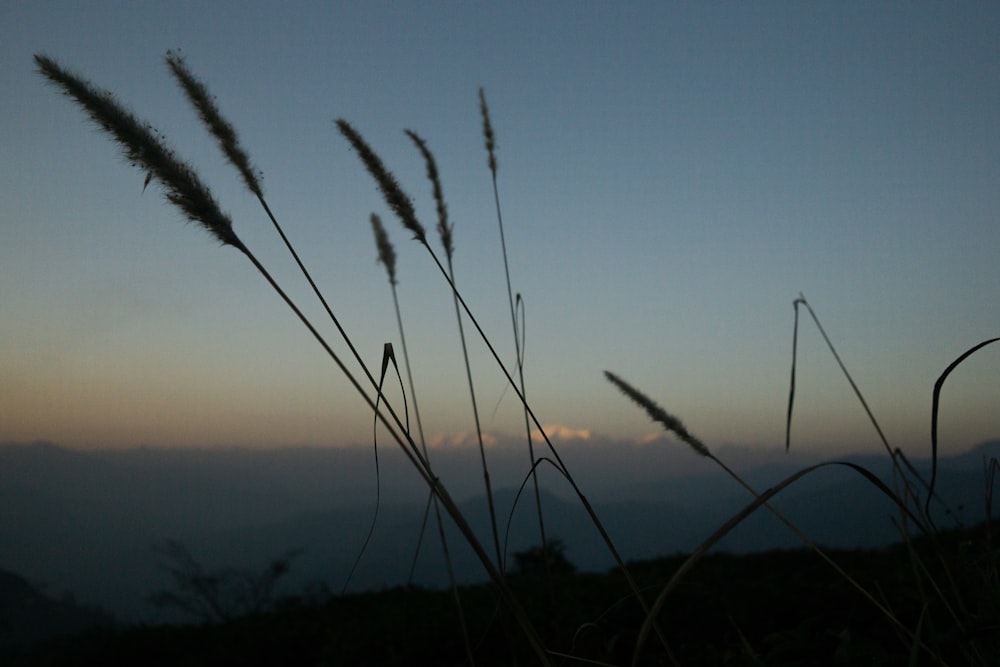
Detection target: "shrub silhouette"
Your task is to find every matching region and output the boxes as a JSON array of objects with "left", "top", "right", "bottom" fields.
[
  {"left": 148, "top": 541, "right": 303, "bottom": 623},
  {"left": 513, "top": 539, "right": 576, "bottom": 576}
]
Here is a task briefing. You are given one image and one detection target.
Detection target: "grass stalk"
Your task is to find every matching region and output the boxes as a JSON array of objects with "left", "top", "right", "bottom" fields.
[
  {"left": 788, "top": 296, "right": 930, "bottom": 523},
  {"left": 341, "top": 343, "right": 397, "bottom": 593},
  {"left": 788, "top": 296, "right": 893, "bottom": 458},
  {"left": 478, "top": 88, "right": 552, "bottom": 587},
  {"left": 370, "top": 212, "right": 475, "bottom": 665},
  {"left": 405, "top": 129, "right": 504, "bottom": 571},
  {"left": 39, "top": 54, "right": 551, "bottom": 666}
]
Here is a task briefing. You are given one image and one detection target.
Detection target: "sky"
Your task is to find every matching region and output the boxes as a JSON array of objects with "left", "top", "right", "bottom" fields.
[{"left": 2, "top": 2, "right": 998, "bottom": 461}]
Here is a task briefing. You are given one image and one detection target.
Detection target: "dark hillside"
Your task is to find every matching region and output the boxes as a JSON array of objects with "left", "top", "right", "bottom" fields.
[
  {"left": 0, "top": 568, "right": 114, "bottom": 652},
  {"left": 6, "top": 521, "right": 997, "bottom": 666}
]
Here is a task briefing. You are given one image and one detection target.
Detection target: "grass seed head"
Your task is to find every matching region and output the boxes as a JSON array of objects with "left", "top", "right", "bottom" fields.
[
  {"left": 478, "top": 88, "right": 497, "bottom": 174},
  {"left": 165, "top": 49, "right": 263, "bottom": 198},
  {"left": 405, "top": 129, "right": 452, "bottom": 260},
  {"left": 336, "top": 119, "right": 426, "bottom": 244},
  {"left": 604, "top": 370, "right": 711, "bottom": 457},
  {"left": 370, "top": 213, "right": 397, "bottom": 285},
  {"left": 35, "top": 53, "right": 242, "bottom": 250}
]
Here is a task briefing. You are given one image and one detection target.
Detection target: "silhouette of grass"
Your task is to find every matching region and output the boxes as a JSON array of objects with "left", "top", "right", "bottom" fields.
[
  {"left": 35, "top": 55, "right": 240, "bottom": 250},
  {"left": 38, "top": 52, "right": 549, "bottom": 665},
  {"left": 35, "top": 51, "right": 999, "bottom": 666}
]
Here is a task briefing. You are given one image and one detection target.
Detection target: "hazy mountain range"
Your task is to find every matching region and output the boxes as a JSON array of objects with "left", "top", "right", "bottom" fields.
[{"left": 1, "top": 438, "right": 997, "bottom": 623}]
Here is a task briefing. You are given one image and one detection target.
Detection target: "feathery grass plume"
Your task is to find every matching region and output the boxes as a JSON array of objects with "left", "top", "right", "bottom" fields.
[
  {"left": 336, "top": 119, "right": 426, "bottom": 244},
  {"left": 34, "top": 55, "right": 410, "bottom": 458},
  {"left": 404, "top": 130, "right": 452, "bottom": 259},
  {"left": 165, "top": 50, "right": 263, "bottom": 198},
  {"left": 370, "top": 213, "right": 397, "bottom": 285},
  {"left": 479, "top": 88, "right": 497, "bottom": 174},
  {"left": 604, "top": 371, "right": 710, "bottom": 457},
  {"left": 35, "top": 54, "right": 242, "bottom": 251},
  {"left": 35, "top": 55, "right": 430, "bottom": 499}
]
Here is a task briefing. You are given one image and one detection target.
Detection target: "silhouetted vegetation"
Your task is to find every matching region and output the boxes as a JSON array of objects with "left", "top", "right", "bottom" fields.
[
  {"left": 147, "top": 541, "right": 303, "bottom": 623},
  {"left": 513, "top": 539, "right": 576, "bottom": 577},
  {"left": 5, "top": 521, "right": 998, "bottom": 666},
  {"left": 31, "top": 51, "right": 1000, "bottom": 665}
]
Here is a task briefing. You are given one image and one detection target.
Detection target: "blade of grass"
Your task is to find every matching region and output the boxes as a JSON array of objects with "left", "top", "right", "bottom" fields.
[
  {"left": 786, "top": 296, "right": 802, "bottom": 451},
  {"left": 789, "top": 295, "right": 932, "bottom": 533},
  {"left": 343, "top": 343, "right": 406, "bottom": 593},
  {"left": 928, "top": 337, "right": 1000, "bottom": 520}
]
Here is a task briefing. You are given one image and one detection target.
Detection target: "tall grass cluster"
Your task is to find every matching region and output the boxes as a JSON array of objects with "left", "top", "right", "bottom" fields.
[{"left": 36, "top": 52, "right": 999, "bottom": 665}]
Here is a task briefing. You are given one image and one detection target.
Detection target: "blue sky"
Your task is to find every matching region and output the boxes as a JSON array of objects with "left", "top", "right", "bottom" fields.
[{"left": 2, "top": 2, "right": 998, "bottom": 459}]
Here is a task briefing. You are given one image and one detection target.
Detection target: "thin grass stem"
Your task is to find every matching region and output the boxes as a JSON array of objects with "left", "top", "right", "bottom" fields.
[
  {"left": 370, "top": 212, "right": 475, "bottom": 665},
  {"left": 478, "top": 89, "right": 551, "bottom": 584},
  {"left": 405, "top": 130, "right": 504, "bottom": 570}
]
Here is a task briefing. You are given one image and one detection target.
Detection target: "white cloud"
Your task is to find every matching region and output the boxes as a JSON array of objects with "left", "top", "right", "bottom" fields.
[
  {"left": 530, "top": 424, "right": 592, "bottom": 443},
  {"left": 427, "top": 431, "right": 499, "bottom": 449},
  {"left": 637, "top": 431, "right": 667, "bottom": 445}
]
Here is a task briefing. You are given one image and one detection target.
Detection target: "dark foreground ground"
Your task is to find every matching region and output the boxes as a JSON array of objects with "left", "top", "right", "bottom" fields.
[{"left": 4, "top": 522, "right": 998, "bottom": 666}]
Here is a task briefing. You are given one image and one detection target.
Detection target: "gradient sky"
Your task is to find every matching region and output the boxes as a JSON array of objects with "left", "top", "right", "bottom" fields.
[{"left": 2, "top": 2, "right": 998, "bottom": 459}]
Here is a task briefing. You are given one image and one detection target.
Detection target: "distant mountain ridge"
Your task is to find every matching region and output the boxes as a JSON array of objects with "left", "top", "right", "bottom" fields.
[{"left": 1, "top": 439, "right": 996, "bottom": 623}]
